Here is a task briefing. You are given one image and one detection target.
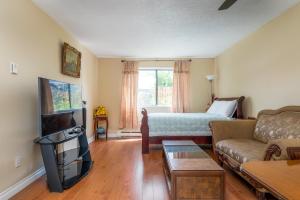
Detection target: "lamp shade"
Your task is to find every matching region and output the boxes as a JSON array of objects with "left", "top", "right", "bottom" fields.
[{"left": 206, "top": 75, "right": 216, "bottom": 81}]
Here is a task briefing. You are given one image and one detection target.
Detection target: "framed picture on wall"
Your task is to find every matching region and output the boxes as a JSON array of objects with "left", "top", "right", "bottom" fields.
[{"left": 62, "top": 42, "right": 81, "bottom": 78}]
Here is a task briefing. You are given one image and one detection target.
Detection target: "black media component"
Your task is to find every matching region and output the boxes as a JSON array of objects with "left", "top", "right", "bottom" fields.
[{"left": 34, "top": 78, "right": 93, "bottom": 192}]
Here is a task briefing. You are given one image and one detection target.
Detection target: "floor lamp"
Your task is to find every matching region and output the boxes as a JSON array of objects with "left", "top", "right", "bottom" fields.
[{"left": 206, "top": 75, "right": 216, "bottom": 103}]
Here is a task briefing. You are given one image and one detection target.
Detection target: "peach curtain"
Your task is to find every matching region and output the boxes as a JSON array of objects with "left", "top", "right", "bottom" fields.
[
  {"left": 119, "top": 61, "right": 139, "bottom": 129},
  {"left": 172, "top": 60, "right": 190, "bottom": 113}
]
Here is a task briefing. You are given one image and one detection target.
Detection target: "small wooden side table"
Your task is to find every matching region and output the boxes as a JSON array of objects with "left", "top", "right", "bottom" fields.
[{"left": 93, "top": 115, "right": 109, "bottom": 140}]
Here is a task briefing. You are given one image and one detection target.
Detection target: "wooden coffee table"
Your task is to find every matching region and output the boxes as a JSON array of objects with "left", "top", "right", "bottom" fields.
[
  {"left": 162, "top": 140, "right": 224, "bottom": 200},
  {"left": 241, "top": 160, "right": 300, "bottom": 200}
]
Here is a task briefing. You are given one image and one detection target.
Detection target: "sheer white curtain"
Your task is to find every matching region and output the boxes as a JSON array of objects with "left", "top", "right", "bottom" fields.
[
  {"left": 119, "top": 61, "right": 139, "bottom": 129},
  {"left": 172, "top": 60, "right": 190, "bottom": 113}
]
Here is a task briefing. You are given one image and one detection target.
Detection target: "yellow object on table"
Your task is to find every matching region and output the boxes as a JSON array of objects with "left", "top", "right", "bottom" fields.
[{"left": 94, "top": 105, "right": 107, "bottom": 117}]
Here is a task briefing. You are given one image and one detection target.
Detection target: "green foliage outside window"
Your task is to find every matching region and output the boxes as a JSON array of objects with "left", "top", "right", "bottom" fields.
[
  {"left": 138, "top": 69, "right": 173, "bottom": 106},
  {"left": 157, "top": 71, "right": 173, "bottom": 87}
]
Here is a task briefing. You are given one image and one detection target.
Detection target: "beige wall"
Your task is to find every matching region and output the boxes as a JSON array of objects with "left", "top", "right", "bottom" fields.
[
  {"left": 0, "top": 0, "right": 98, "bottom": 192},
  {"left": 97, "top": 59, "right": 123, "bottom": 132},
  {"left": 98, "top": 58, "right": 215, "bottom": 131},
  {"left": 215, "top": 3, "right": 300, "bottom": 118}
]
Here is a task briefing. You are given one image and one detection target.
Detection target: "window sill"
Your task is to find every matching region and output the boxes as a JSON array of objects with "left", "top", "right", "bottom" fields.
[
  {"left": 138, "top": 105, "right": 171, "bottom": 108},
  {"left": 138, "top": 106, "right": 171, "bottom": 113}
]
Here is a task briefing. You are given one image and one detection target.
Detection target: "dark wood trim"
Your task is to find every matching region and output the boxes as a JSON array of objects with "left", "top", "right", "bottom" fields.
[
  {"left": 209, "top": 121, "right": 217, "bottom": 155},
  {"left": 214, "top": 96, "right": 245, "bottom": 119},
  {"left": 62, "top": 42, "right": 81, "bottom": 78},
  {"left": 216, "top": 151, "right": 240, "bottom": 171},
  {"left": 141, "top": 108, "right": 149, "bottom": 154},
  {"left": 264, "top": 144, "right": 281, "bottom": 161},
  {"left": 287, "top": 147, "right": 300, "bottom": 160}
]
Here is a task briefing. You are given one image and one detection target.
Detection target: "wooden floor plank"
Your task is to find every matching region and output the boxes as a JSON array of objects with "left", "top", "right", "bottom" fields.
[{"left": 12, "top": 139, "right": 256, "bottom": 200}]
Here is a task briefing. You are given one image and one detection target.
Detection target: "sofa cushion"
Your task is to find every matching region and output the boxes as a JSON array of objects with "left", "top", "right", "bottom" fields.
[
  {"left": 253, "top": 112, "right": 300, "bottom": 143},
  {"left": 216, "top": 139, "right": 266, "bottom": 164}
]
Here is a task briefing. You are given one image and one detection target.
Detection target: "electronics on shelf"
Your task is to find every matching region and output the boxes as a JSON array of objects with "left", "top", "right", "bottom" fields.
[{"left": 34, "top": 77, "right": 92, "bottom": 192}]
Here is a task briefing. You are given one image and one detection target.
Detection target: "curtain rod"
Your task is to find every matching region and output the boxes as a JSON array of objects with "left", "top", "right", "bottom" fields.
[{"left": 121, "top": 59, "right": 192, "bottom": 63}]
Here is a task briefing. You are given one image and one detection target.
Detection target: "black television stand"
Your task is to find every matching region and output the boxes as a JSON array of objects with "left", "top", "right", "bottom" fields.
[{"left": 34, "top": 127, "right": 93, "bottom": 192}]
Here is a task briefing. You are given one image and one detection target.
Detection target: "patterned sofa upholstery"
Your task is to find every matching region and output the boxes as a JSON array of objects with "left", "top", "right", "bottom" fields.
[{"left": 210, "top": 106, "right": 300, "bottom": 181}]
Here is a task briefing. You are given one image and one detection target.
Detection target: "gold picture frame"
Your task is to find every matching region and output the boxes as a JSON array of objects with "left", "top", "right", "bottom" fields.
[{"left": 62, "top": 42, "right": 81, "bottom": 78}]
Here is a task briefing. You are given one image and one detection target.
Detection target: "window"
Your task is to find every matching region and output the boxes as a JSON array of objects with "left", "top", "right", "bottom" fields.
[{"left": 138, "top": 69, "right": 173, "bottom": 107}]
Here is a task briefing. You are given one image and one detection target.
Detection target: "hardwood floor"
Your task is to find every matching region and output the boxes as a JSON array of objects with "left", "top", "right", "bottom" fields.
[{"left": 12, "top": 139, "right": 256, "bottom": 200}]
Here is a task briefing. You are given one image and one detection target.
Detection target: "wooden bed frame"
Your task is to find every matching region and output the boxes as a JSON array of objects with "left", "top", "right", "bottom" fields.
[{"left": 140, "top": 96, "right": 245, "bottom": 154}]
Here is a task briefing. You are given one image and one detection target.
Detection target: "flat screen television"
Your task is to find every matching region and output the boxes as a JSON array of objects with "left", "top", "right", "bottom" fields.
[{"left": 38, "top": 77, "right": 83, "bottom": 137}]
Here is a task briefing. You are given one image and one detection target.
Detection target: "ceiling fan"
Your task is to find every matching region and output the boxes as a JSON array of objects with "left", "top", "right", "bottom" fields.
[{"left": 218, "top": 0, "right": 238, "bottom": 10}]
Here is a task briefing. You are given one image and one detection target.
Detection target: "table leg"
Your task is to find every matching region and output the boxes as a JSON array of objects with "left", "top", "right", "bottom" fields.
[
  {"left": 94, "top": 119, "right": 98, "bottom": 140},
  {"left": 256, "top": 190, "right": 266, "bottom": 200},
  {"left": 106, "top": 119, "right": 109, "bottom": 141}
]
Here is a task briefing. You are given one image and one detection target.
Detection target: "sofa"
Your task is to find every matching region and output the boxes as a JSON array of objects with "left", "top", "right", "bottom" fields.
[{"left": 209, "top": 106, "right": 300, "bottom": 191}]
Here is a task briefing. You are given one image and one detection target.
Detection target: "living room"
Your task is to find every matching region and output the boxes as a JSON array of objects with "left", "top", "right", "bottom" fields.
[{"left": 1, "top": 0, "right": 300, "bottom": 200}]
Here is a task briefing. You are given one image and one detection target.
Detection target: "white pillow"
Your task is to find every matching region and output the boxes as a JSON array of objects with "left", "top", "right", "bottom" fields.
[{"left": 207, "top": 100, "right": 237, "bottom": 117}]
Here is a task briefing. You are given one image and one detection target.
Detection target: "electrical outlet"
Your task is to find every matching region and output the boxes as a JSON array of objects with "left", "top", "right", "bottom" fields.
[
  {"left": 10, "top": 62, "right": 18, "bottom": 74},
  {"left": 15, "top": 156, "right": 22, "bottom": 168}
]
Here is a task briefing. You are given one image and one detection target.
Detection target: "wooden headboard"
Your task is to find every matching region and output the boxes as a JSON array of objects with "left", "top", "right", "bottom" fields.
[{"left": 214, "top": 96, "right": 245, "bottom": 119}]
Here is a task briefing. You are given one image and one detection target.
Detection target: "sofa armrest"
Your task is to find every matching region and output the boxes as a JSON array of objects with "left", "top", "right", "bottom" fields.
[
  {"left": 264, "top": 139, "right": 300, "bottom": 160},
  {"left": 209, "top": 120, "right": 257, "bottom": 151}
]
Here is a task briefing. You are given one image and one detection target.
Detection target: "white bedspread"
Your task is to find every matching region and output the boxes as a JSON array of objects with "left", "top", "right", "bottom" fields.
[{"left": 148, "top": 113, "right": 231, "bottom": 137}]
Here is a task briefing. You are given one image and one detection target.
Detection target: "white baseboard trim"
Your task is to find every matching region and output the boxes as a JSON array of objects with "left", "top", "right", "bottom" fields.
[
  {"left": 107, "top": 129, "right": 121, "bottom": 134},
  {"left": 0, "top": 167, "right": 46, "bottom": 200},
  {"left": 98, "top": 132, "right": 141, "bottom": 139},
  {"left": 0, "top": 136, "right": 95, "bottom": 200},
  {"left": 88, "top": 136, "right": 94, "bottom": 144}
]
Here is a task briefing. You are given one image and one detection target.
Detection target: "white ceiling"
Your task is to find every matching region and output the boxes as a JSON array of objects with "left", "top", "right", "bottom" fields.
[{"left": 33, "top": 0, "right": 300, "bottom": 58}]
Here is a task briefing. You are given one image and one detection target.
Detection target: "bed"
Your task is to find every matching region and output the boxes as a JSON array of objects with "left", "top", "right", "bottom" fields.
[{"left": 140, "top": 96, "right": 245, "bottom": 153}]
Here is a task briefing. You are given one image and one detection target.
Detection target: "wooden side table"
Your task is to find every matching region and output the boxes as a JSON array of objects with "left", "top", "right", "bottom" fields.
[{"left": 93, "top": 115, "right": 109, "bottom": 140}]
